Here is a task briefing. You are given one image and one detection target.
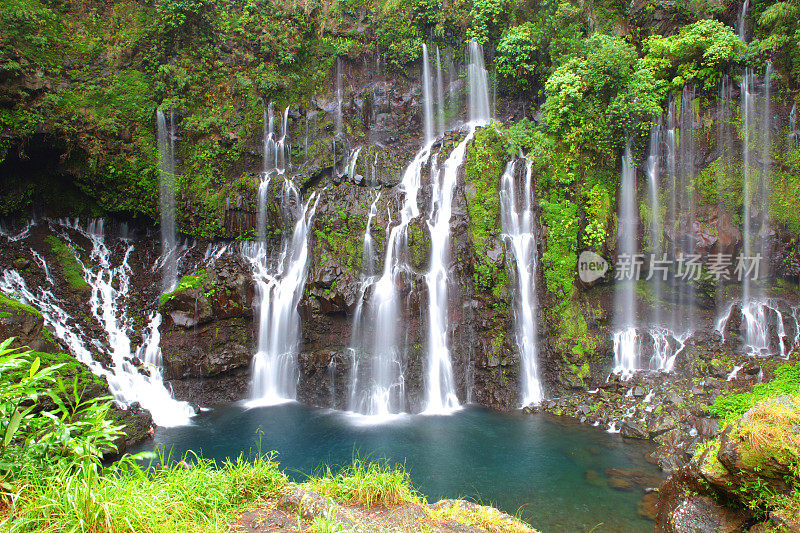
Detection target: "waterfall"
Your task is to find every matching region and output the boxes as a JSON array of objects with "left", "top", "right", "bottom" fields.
[
  {"left": 500, "top": 159, "right": 542, "bottom": 406},
  {"left": 347, "top": 146, "right": 362, "bottom": 179},
  {"left": 245, "top": 179, "right": 319, "bottom": 406},
  {"left": 467, "top": 42, "right": 491, "bottom": 123},
  {"left": 422, "top": 44, "right": 435, "bottom": 144},
  {"left": 648, "top": 328, "right": 688, "bottom": 372},
  {"left": 422, "top": 43, "right": 490, "bottom": 413},
  {"left": 737, "top": 0, "right": 750, "bottom": 42},
  {"left": 349, "top": 145, "right": 433, "bottom": 416},
  {"left": 336, "top": 58, "right": 343, "bottom": 137},
  {"left": 717, "top": 300, "right": 800, "bottom": 358},
  {"left": 423, "top": 131, "right": 472, "bottom": 414},
  {"left": 678, "top": 87, "right": 698, "bottom": 331},
  {"left": 758, "top": 62, "right": 772, "bottom": 272},
  {"left": 348, "top": 192, "right": 412, "bottom": 418},
  {"left": 741, "top": 70, "right": 755, "bottom": 303},
  {"left": 156, "top": 108, "right": 178, "bottom": 292},
  {"left": 790, "top": 103, "right": 798, "bottom": 145},
  {"left": 263, "top": 102, "right": 276, "bottom": 174},
  {"left": 718, "top": 77, "right": 734, "bottom": 306},
  {"left": 435, "top": 46, "right": 445, "bottom": 135},
  {"left": 0, "top": 219, "right": 194, "bottom": 427},
  {"left": 646, "top": 119, "right": 663, "bottom": 327},
  {"left": 612, "top": 141, "right": 638, "bottom": 377}
]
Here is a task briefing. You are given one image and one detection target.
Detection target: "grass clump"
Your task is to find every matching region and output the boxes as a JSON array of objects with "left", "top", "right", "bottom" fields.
[
  {"left": 709, "top": 363, "right": 800, "bottom": 424},
  {"left": 6, "top": 452, "right": 287, "bottom": 532},
  {"left": 733, "top": 397, "right": 800, "bottom": 477},
  {"left": 159, "top": 269, "right": 209, "bottom": 306},
  {"left": 43, "top": 236, "right": 90, "bottom": 292},
  {"left": 426, "top": 502, "right": 534, "bottom": 533},
  {"left": 0, "top": 292, "right": 41, "bottom": 318},
  {"left": 304, "top": 458, "right": 422, "bottom": 508}
]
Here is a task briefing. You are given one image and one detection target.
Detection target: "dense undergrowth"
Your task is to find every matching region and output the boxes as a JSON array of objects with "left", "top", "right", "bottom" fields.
[
  {"left": 709, "top": 362, "right": 800, "bottom": 424},
  {"left": 0, "top": 338, "right": 431, "bottom": 532}
]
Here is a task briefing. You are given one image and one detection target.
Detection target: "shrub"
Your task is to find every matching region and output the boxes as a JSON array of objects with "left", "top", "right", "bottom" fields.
[{"left": 709, "top": 363, "right": 800, "bottom": 424}]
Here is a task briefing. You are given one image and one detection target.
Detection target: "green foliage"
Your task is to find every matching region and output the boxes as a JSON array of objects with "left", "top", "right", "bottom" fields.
[
  {"left": 709, "top": 363, "right": 800, "bottom": 424},
  {"left": 544, "top": 33, "right": 660, "bottom": 157},
  {"left": 305, "top": 457, "right": 422, "bottom": 507},
  {"left": 157, "top": 0, "right": 208, "bottom": 35},
  {"left": 43, "top": 236, "right": 90, "bottom": 292},
  {"left": 464, "top": 126, "right": 511, "bottom": 298},
  {"left": 582, "top": 184, "right": 611, "bottom": 250},
  {"left": 314, "top": 208, "right": 364, "bottom": 277},
  {"left": 496, "top": 23, "right": 542, "bottom": 94},
  {"left": 0, "top": 0, "right": 61, "bottom": 66},
  {"left": 540, "top": 199, "right": 578, "bottom": 297},
  {"left": 0, "top": 291, "right": 41, "bottom": 318},
  {"left": 503, "top": 118, "right": 538, "bottom": 156},
  {"left": 6, "top": 449, "right": 287, "bottom": 532},
  {"left": 466, "top": 0, "right": 509, "bottom": 44},
  {"left": 0, "top": 339, "right": 122, "bottom": 490},
  {"left": 640, "top": 19, "right": 745, "bottom": 92},
  {"left": 769, "top": 143, "right": 800, "bottom": 234},
  {"left": 159, "top": 270, "right": 209, "bottom": 306},
  {"left": 752, "top": 0, "right": 800, "bottom": 87}
]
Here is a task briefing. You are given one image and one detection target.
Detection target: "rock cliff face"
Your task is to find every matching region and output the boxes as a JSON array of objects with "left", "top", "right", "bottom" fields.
[
  {"left": 0, "top": 41, "right": 799, "bottom": 437},
  {"left": 160, "top": 255, "right": 256, "bottom": 405},
  {"left": 656, "top": 396, "right": 800, "bottom": 533}
]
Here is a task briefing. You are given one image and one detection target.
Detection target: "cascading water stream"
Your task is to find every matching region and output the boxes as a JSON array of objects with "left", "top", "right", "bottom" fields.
[
  {"left": 612, "top": 141, "right": 638, "bottom": 378},
  {"left": 422, "top": 44, "right": 435, "bottom": 144},
  {"left": 0, "top": 219, "right": 194, "bottom": 426},
  {"left": 423, "top": 131, "right": 472, "bottom": 414},
  {"left": 737, "top": 0, "right": 750, "bottom": 42},
  {"left": 422, "top": 42, "right": 491, "bottom": 414},
  {"left": 758, "top": 61, "right": 772, "bottom": 271},
  {"left": 435, "top": 46, "right": 445, "bottom": 135},
  {"left": 499, "top": 159, "right": 543, "bottom": 406},
  {"left": 742, "top": 70, "right": 755, "bottom": 303},
  {"left": 245, "top": 179, "right": 319, "bottom": 406},
  {"left": 646, "top": 119, "right": 663, "bottom": 327},
  {"left": 717, "top": 299, "right": 800, "bottom": 358},
  {"left": 347, "top": 146, "right": 362, "bottom": 179},
  {"left": 467, "top": 42, "right": 490, "bottom": 124},
  {"left": 678, "top": 87, "right": 698, "bottom": 331},
  {"left": 336, "top": 58, "right": 343, "bottom": 137},
  {"left": 348, "top": 193, "right": 412, "bottom": 417},
  {"left": 350, "top": 145, "right": 433, "bottom": 417},
  {"left": 156, "top": 108, "right": 178, "bottom": 292}
]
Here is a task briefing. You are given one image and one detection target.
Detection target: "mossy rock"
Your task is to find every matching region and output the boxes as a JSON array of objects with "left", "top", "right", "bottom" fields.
[
  {"left": 407, "top": 216, "right": 430, "bottom": 271},
  {"left": 44, "top": 235, "right": 90, "bottom": 292},
  {"left": 0, "top": 291, "right": 59, "bottom": 352}
]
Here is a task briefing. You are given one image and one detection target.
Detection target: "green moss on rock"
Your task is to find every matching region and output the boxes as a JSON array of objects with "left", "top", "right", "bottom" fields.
[
  {"left": 464, "top": 126, "right": 511, "bottom": 294},
  {"left": 44, "top": 236, "right": 90, "bottom": 292}
]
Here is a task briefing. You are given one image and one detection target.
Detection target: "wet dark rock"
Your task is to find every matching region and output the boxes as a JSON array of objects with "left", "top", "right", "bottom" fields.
[
  {"left": 161, "top": 260, "right": 255, "bottom": 383},
  {"left": 693, "top": 417, "right": 720, "bottom": 438},
  {"left": 657, "top": 493, "right": 750, "bottom": 533},
  {"left": 655, "top": 462, "right": 751, "bottom": 533},
  {"left": 638, "top": 492, "right": 659, "bottom": 521},
  {"left": 167, "top": 366, "right": 250, "bottom": 405},
  {"left": 649, "top": 415, "right": 678, "bottom": 437},
  {"left": 0, "top": 293, "right": 60, "bottom": 353},
  {"left": 621, "top": 419, "right": 649, "bottom": 439}
]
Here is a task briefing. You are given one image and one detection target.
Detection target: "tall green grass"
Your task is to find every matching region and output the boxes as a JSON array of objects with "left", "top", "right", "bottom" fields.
[
  {"left": 304, "top": 457, "right": 422, "bottom": 508},
  {"left": 4, "top": 451, "right": 286, "bottom": 533}
]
